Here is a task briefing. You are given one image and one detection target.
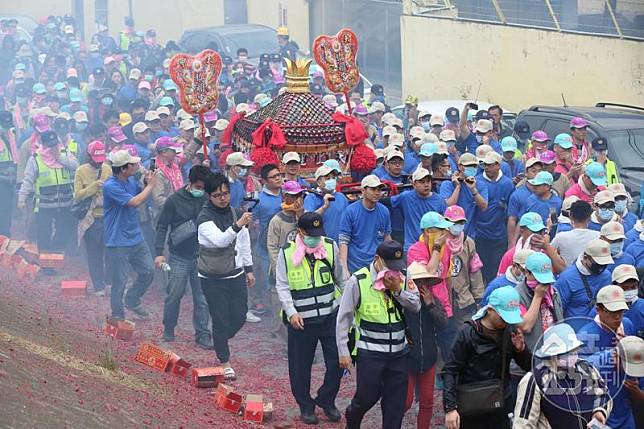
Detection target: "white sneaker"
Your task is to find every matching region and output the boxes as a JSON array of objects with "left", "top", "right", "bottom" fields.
[
  {"left": 246, "top": 311, "right": 261, "bottom": 323},
  {"left": 223, "top": 366, "right": 236, "bottom": 380}
]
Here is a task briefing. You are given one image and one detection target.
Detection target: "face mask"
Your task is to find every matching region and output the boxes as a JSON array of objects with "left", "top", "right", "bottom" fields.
[
  {"left": 303, "top": 235, "right": 322, "bottom": 248},
  {"left": 589, "top": 261, "right": 607, "bottom": 276},
  {"left": 526, "top": 279, "right": 542, "bottom": 290},
  {"left": 421, "top": 121, "right": 430, "bottom": 132},
  {"left": 624, "top": 289, "right": 638, "bottom": 304},
  {"left": 476, "top": 135, "right": 482, "bottom": 144},
  {"left": 463, "top": 166, "right": 477, "bottom": 178},
  {"left": 445, "top": 169, "right": 453, "bottom": 176},
  {"left": 324, "top": 178, "right": 337, "bottom": 192},
  {"left": 557, "top": 353, "right": 578, "bottom": 368},
  {"left": 75, "top": 122, "right": 87, "bottom": 132},
  {"left": 101, "top": 98, "right": 113, "bottom": 106},
  {"left": 609, "top": 241, "right": 624, "bottom": 256},
  {"left": 615, "top": 200, "right": 627, "bottom": 214},
  {"left": 155, "top": 70, "right": 163, "bottom": 77},
  {"left": 190, "top": 188, "right": 205, "bottom": 198},
  {"left": 449, "top": 223, "right": 465, "bottom": 236},
  {"left": 598, "top": 208, "right": 614, "bottom": 221},
  {"left": 56, "top": 91, "right": 67, "bottom": 99},
  {"left": 238, "top": 167, "right": 248, "bottom": 177}
]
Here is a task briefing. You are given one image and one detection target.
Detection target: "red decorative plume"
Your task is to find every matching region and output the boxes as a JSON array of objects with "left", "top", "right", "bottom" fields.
[
  {"left": 350, "top": 143, "right": 376, "bottom": 173},
  {"left": 221, "top": 111, "right": 245, "bottom": 146},
  {"left": 251, "top": 119, "right": 286, "bottom": 149},
  {"left": 332, "top": 111, "right": 368, "bottom": 146},
  {"left": 250, "top": 146, "right": 280, "bottom": 170}
]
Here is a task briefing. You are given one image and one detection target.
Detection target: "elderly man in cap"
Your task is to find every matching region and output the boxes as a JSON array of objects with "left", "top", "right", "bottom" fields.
[
  {"left": 18, "top": 130, "right": 78, "bottom": 254},
  {"left": 276, "top": 212, "right": 345, "bottom": 424},
  {"left": 554, "top": 238, "right": 614, "bottom": 331},
  {"left": 337, "top": 240, "right": 420, "bottom": 429},
  {"left": 304, "top": 164, "right": 348, "bottom": 243},
  {"left": 151, "top": 136, "right": 185, "bottom": 220},
  {"left": 570, "top": 117, "right": 591, "bottom": 164},
  {"left": 103, "top": 149, "right": 157, "bottom": 321},
  {"left": 552, "top": 132, "right": 584, "bottom": 182},
  {"left": 599, "top": 221, "right": 635, "bottom": 272},
  {"left": 506, "top": 158, "right": 543, "bottom": 247},
  {"left": 223, "top": 152, "right": 254, "bottom": 209},
  {"left": 338, "top": 175, "right": 391, "bottom": 274},
  {"left": 513, "top": 323, "right": 611, "bottom": 429}
]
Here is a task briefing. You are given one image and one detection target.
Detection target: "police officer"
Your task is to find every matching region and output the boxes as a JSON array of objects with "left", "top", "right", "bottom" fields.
[
  {"left": 276, "top": 27, "right": 299, "bottom": 61},
  {"left": 336, "top": 240, "right": 421, "bottom": 429},
  {"left": 275, "top": 212, "right": 345, "bottom": 425},
  {"left": 586, "top": 136, "right": 619, "bottom": 185},
  {"left": 18, "top": 130, "right": 78, "bottom": 252},
  {"left": 0, "top": 111, "right": 18, "bottom": 236}
]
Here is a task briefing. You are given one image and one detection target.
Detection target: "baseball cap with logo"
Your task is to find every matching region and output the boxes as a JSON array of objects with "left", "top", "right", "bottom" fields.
[
  {"left": 145, "top": 111, "right": 160, "bottom": 122},
  {"left": 128, "top": 68, "right": 141, "bottom": 80},
  {"left": 412, "top": 168, "right": 432, "bottom": 182},
  {"left": 419, "top": 143, "right": 437, "bottom": 157},
  {"left": 585, "top": 239, "right": 614, "bottom": 265},
  {"left": 482, "top": 151, "right": 502, "bottom": 165},
  {"left": 525, "top": 252, "right": 556, "bottom": 284},
  {"left": 226, "top": 152, "right": 254, "bottom": 167},
  {"left": 445, "top": 107, "right": 459, "bottom": 124},
  {"left": 163, "top": 79, "right": 178, "bottom": 91},
  {"left": 444, "top": 205, "right": 467, "bottom": 222},
  {"left": 138, "top": 81, "right": 151, "bottom": 90},
  {"left": 531, "top": 130, "right": 549, "bottom": 142},
  {"left": 538, "top": 150, "right": 556, "bottom": 165},
  {"left": 159, "top": 97, "right": 175, "bottom": 107},
  {"left": 592, "top": 137, "right": 608, "bottom": 152},
  {"left": 386, "top": 151, "right": 404, "bottom": 162},
  {"left": 297, "top": 212, "right": 325, "bottom": 237},
  {"left": 474, "top": 110, "right": 490, "bottom": 121},
  {"left": 570, "top": 117, "right": 589, "bottom": 129},
  {"left": 420, "top": 211, "right": 453, "bottom": 230},
  {"left": 361, "top": 174, "right": 385, "bottom": 189},
  {"left": 194, "top": 126, "right": 211, "bottom": 139},
  {"left": 594, "top": 189, "right": 614, "bottom": 205},
  {"left": 562, "top": 195, "right": 580, "bottom": 212},
  {"left": 368, "top": 101, "right": 385, "bottom": 114},
  {"left": 390, "top": 117, "right": 404, "bottom": 129},
  {"left": 501, "top": 136, "right": 518, "bottom": 153},
  {"left": 282, "top": 152, "right": 300, "bottom": 164},
  {"left": 155, "top": 136, "right": 176, "bottom": 152},
  {"left": 323, "top": 159, "right": 342, "bottom": 174},
  {"left": 476, "top": 145, "right": 493, "bottom": 162},
  {"left": 409, "top": 126, "right": 425, "bottom": 140},
  {"left": 554, "top": 133, "right": 573, "bottom": 149},
  {"left": 133, "top": 122, "right": 149, "bottom": 134},
  {"left": 535, "top": 323, "right": 583, "bottom": 358},
  {"left": 485, "top": 286, "right": 523, "bottom": 325},
  {"left": 33, "top": 114, "right": 50, "bottom": 133},
  {"left": 108, "top": 126, "right": 127, "bottom": 143},
  {"left": 608, "top": 183, "right": 629, "bottom": 199},
  {"left": 618, "top": 336, "right": 644, "bottom": 377},
  {"left": 32, "top": 83, "right": 47, "bottom": 94},
  {"left": 528, "top": 171, "right": 554, "bottom": 186},
  {"left": 67, "top": 67, "right": 78, "bottom": 78},
  {"left": 176, "top": 109, "right": 192, "bottom": 121},
  {"left": 475, "top": 119, "right": 493, "bottom": 133},
  {"left": 458, "top": 153, "right": 478, "bottom": 167},
  {"left": 111, "top": 149, "right": 141, "bottom": 167},
  {"left": 72, "top": 111, "right": 88, "bottom": 123},
  {"left": 597, "top": 285, "right": 629, "bottom": 312},
  {"left": 600, "top": 221, "right": 625, "bottom": 241},
  {"left": 519, "top": 212, "right": 546, "bottom": 232},
  {"left": 514, "top": 120, "right": 530, "bottom": 140},
  {"left": 54, "top": 82, "right": 66, "bottom": 91},
  {"left": 39, "top": 130, "right": 59, "bottom": 147},
  {"left": 439, "top": 129, "right": 456, "bottom": 142},
  {"left": 585, "top": 162, "right": 607, "bottom": 186},
  {"left": 156, "top": 106, "right": 171, "bottom": 116},
  {"left": 436, "top": 142, "right": 449, "bottom": 155},
  {"left": 69, "top": 88, "right": 82, "bottom": 102},
  {"left": 612, "top": 264, "right": 639, "bottom": 284},
  {"left": 382, "top": 125, "right": 397, "bottom": 138},
  {"left": 376, "top": 240, "right": 406, "bottom": 272},
  {"left": 87, "top": 140, "right": 107, "bottom": 163},
  {"left": 389, "top": 133, "right": 404, "bottom": 148},
  {"left": 119, "top": 112, "right": 132, "bottom": 127}
]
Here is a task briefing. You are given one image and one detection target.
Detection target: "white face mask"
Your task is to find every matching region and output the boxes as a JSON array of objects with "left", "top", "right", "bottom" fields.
[
  {"left": 556, "top": 352, "right": 578, "bottom": 368},
  {"left": 624, "top": 289, "right": 638, "bottom": 304}
]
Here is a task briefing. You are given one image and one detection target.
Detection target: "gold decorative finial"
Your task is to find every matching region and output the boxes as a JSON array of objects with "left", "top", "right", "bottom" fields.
[{"left": 284, "top": 58, "right": 312, "bottom": 93}]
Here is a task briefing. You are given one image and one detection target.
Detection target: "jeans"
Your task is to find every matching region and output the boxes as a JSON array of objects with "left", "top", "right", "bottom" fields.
[
  {"left": 250, "top": 243, "right": 269, "bottom": 307},
  {"left": 36, "top": 207, "right": 74, "bottom": 252},
  {"left": 0, "top": 181, "right": 14, "bottom": 236},
  {"left": 83, "top": 218, "right": 107, "bottom": 291},
  {"left": 163, "top": 254, "right": 210, "bottom": 341},
  {"left": 201, "top": 274, "right": 248, "bottom": 363},
  {"left": 475, "top": 236, "right": 507, "bottom": 284},
  {"left": 106, "top": 241, "right": 155, "bottom": 319}
]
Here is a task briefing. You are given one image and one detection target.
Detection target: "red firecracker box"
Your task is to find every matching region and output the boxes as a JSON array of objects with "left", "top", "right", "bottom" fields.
[
  {"left": 104, "top": 320, "right": 135, "bottom": 340},
  {"left": 191, "top": 367, "right": 225, "bottom": 388},
  {"left": 214, "top": 383, "right": 243, "bottom": 414},
  {"left": 166, "top": 352, "right": 191, "bottom": 377},
  {"left": 135, "top": 343, "right": 172, "bottom": 372},
  {"left": 61, "top": 280, "right": 87, "bottom": 296},
  {"left": 39, "top": 253, "right": 64, "bottom": 269},
  {"left": 243, "top": 394, "right": 264, "bottom": 423}
]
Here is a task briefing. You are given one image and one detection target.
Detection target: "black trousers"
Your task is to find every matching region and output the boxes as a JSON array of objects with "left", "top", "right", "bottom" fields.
[
  {"left": 345, "top": 354, "right": 409, "bottom": 429},
  {"left": 287, "top": 313, "right": 343, "bottom": 414},
  {"left": 36, "top": 207, "right": 74, "bottom": 252},
  {"left": 83, "top": 218, "right": 106, "bottom": 291},
  {"left": 200, "top": 274, "right": 247, "bottom": 363},
  {"left": 0, "top": 181, "right": 14, "bottom": 236},
  {"left": 475, "top": 236, "right": 507, "bottom": 284},
  {"left": 460, "top": 410, "right": 510, "bottom": 429}
]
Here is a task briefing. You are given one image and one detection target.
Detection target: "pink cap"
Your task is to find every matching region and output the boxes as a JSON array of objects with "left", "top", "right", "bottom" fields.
[
  {"left": 66, "top": 68, "right": 78, "bottom": 78},
  {"left": 87, "top": 140, "right": 106, "bottom": 162},
  {"left": 33, "top": 114, "right": 50, "bottom": 133},
  {"left": 538, "top": 150, "right": 556, "bottom": 164},
  {"left": 354, "top": 104, "right": 368, "bottom": 116},
  {"left": 204, "top": 110, "right": 217, "bottom": 122},
  {"left": 155, "top": 136, "right": 176, "bottom": 151},
  {"left": 570, "top": 117, "right": 589, "bottom": 129},
  {"left": 108, "top": 126, "right": 127, "bottom": 143},
  {"left": 282, "top": 180, "right": 304, "bottom": 195},
  {"left": 138, "top": 81, "right": 151, "bottom": 90},
  {"left": 120, "top": 144, "right": 139, "bottom": 157},
  {"left": 531, "top": 130, "right": 549, "bottom": 142},
  {"left": 444, "top": 205, "right": 467, "bottom": 222},
  {"left": 103, "top": 56, "right": 115, "bottom": 65}
]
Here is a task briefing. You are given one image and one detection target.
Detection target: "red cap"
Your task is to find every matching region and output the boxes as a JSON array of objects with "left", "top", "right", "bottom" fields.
[
  {"left": 108, "top": 126, "right": 127, "bottom": 143},
  {"left": 87, "top": 140, "right": 106, "bottom": 162},
  {"left": 33, "top": 114, "right": 50, "bottom": 133}
]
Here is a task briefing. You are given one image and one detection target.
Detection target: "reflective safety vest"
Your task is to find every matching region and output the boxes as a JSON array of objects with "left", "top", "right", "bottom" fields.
[
  {"left": 66, "top": 139, "right": 78, "bottom": 157},
  {"left": 585, "top": 158, "right": 619, "bottom": 185},
  {"left": 0, "top": 134, "right": 16, "bottom": 183},
  {"left": 34, "top": 155, "right": 74, "bottom": 211},
  {"left": 352, "top": 267, "right": 406, "bottom": 357},
  {"left": 282, "top": 238, "right": 338, "bottom": 321}
]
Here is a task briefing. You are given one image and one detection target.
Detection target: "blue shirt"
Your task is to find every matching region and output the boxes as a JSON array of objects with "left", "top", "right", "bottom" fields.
[
  {"left": 502, "top": 158, "right": 525, "bottom": 179},
  {"left": 255, "top": 189, "right": 282, "bottom": 248},
  {"left": 556, "top": 222, "right": 573, "bottom": 234},
  {"left": 625, "top": 238, "right": 644, "bottom": 268},
  {"left": 606, "top": 252, "right": 636, "bottom": 273},
  {"left": 475, "top": 174, "right": 514, "bottom": 239},
  {"left": 439, "top": 178, "right": 489, "bottom": 238},
  {"left": 625, "top": 298, "right": 644, "bottom": 338},
  {"left": 391, "top": 190, "right": 446, "bottom": 251},
  {"left": 339, "top": 201, "right": 391, "bottom": 273},
  {"left": 229, "top": 179, "right": 245, "bottom": 209},
  {"left": 103, "top": 176, "right": 144, "bottom": 247},
  {"left": 372, "top": 165, "right": 386, "bottom": 178},
  {"left": 554, "top": 265, "right": 612, "bottom": 331},
  {"left": 522, "top": 192, "right": 562, "bottom": 225},
  {"left": 303, "top": 191, "right": 348, "bottom": 243},
  {"left": 508, "top": 185, "right": 532, "bottom": 220},
  {"left": 133, "top": 142, "right": 152, "bottom": 169},
  {"left": 578, "top": 318, "right": 634, "bottom": 357},
  {"left": 482, "top": 274, "right": 515, "bottom": 305},
  {"left": 373, "top": 170, "right": 404, "bottom": 233},
  {"left": 463, "top": 133, "right": 502, "bottom": 155},
  {"left": 403, "top": 151, "right": 420, "bottom": 175},
  {"left": 624, "top": 228, "right": 641, "bottom": 251},
  {"left": 621, "top": 211, "right": 637, "bottom": 233}
]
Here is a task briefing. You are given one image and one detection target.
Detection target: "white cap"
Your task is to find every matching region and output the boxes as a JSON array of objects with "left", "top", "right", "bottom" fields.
[
  {"left": 482, "top": 151, "right": 502, "bottom": 165},
  {"left": 389, "top": 133, "right": 404, "bottom": 147},
  {"left": 513, "top": 249, "right": 535, "bottom": 267},
  {"left": 596, "top": 285, "right": 629, "bottom": 312},
  {"left": 72, "top": 111, "right": 88, "bottom": 123},
  {"left": 179, "top": 119, "right": 195, "bottom": 131},
  {"left": 323, "top": 94, "right": 338, "bottom": 107},
  {"left": 585, "top": 239, "right": 614, "bottom": 265},
  {"left": 56, "top": 112, "right": 71, "bottom": 121},
  {"left": 435, "top": 142, "right": 448, "bottom": 155},
  {"left": 612, "top": 264, "right": 639, "bottom": 284},
  {"left": 412, "top": 168, "right": 431, "bottom": 182},
  {"left": 608, "top": 183, "right": 629, "bottom": 199},
  {"left": 423, "top": 133, "right": 439, "bottom": 144},
  {"left": 368, "top": 101, "right": 385, "bottom": 114},
  {"left": 194, "top": 126, "right": 211, "bottom": 138},
  {"left": 226, "top": 152, "right": 254, "bottom": 167},
  {"left": 236, "top": 103, "right": 250, "bottom": 114},
  {"left": 409, "top": 126, "right": 425, "bottom": 140},
  {"left": 439, "top": 129, "right": 456, "bottom": 142},
  {"left": 475, "top": 119, "right": 493, "bottom": 133},
  {"left": 382, "top": 125, "right": 397, "bottom": 138},
  {"left": 386, "top": 150, "right": 404, "bottom": 162},
  {"left": 156, "top": 106, "right": 171, "bottom": 116},
  {"left": 390, "top": 117, "right": 403, "bottom": 129},
  {"left": 282, "top": 152, "right": 300, "bottom": 164},
  {"left": 476, "top": 144, "right": 493, "bottom": 161},
  {"left": 594, "top": 190, "right": 615, "bottom": 205},
  {"left": 600, "top": 221, "right": 625, "bottom": 240},
  {"left": 176, "top": 109, "right": 192, "bottom": 121},
  {"left": 133, "top": 122, "right": 149, "bottom": 134},
  {"left": 381, "top": 112, "right": 396, "bottom": 125},
  {"left": 314, "top": 165, "right": 334, "bottom": 179},
  {"left": 618, "top": 336, "right": 644, "bottom": 377},
  {"left": 111, "top": 149, "right": 140, "bottom": 167},
  {"left": 418, "top": 110, "right": 431, "bottom": 119},
  {"left": 128, "top": 68, "right": 141, "bottom": 80},
  {"left": 429, "top": 114, "right": 444, "bottom": 127},
  {"left": 361, "top": 175, "right": 385, "bottom": 189},
  {"left": 214, "top": 119, "right": 229, "bottom": 131},
  {"left": 562, "top": 195, "right": 580, "bottom": 211},
  {"left": 144, "top": 111, "right": 160, "bottom": 121}
]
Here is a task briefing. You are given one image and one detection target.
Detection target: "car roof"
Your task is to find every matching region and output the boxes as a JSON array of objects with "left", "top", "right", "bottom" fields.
[
  {"left": 392, "top": 100, "right": 511, "bottom": 116},
  {"left": 183, "top": 24, "right": 275, "bottom": 36},
  {"left": 521, "top": 105, "right": 644, "bottom": 130}
]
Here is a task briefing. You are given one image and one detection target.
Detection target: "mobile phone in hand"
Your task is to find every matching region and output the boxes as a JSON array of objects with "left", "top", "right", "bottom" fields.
[
  {"left": 149, "top": 158, "right": 156, "bottom": 171},
  {"left": 468, "top": 102, "right": 479, "bottom": 110}
]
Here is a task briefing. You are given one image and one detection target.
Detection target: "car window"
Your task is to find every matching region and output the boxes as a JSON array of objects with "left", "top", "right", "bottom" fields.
[
  {"left": 518, "top": 114, "right": 544, "bottom": 135},
  {"left": 605, "top": 128, "right": 644, "bottom": 197},
  {"left": 540, "top": 119, "right": 595, "bottom": 141}
]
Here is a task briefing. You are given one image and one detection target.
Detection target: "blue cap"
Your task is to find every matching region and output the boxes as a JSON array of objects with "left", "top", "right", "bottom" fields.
[
  {"left": 32, "top": 83, "right": 46, "bottom": 94},
  {"left": 585, "top": 162, "right": 607, "bottom": 186},
  {"left": 159, "top": 96, "right": 175, "bottom": 107},
  {"left": 54, "top": 82, "right": 66, "bottom": 91},
  {"left": 323, "top": 159, "right": 342, "bottom": 174},
  {"left": 554, "top": 133, "right": 573, "bottom": 149},
  {"left": 15, "top": 63, "right": 26, "bottom": 71},
  {"left": 69, "top": 88, "right": 82, "bottom": 102},
  {"left": 500, "top": 136, "right": 517, "bottom": 153},
  {"left": 163, "top": 79, "right": 178, "bottom": 91},
  {"left": 525, "top": 252, "right": 556, "bottom": 284},
  {"left": 528, "top": 171, "right": 554, "bottom": 186},
  {"left": 519, "top": 212, "right": 546, "bottom": 232},
  {"left": 420, "top": 211, "right": 454, "bottom": 230},
  {"left": 419, "top": 142, "right": 437, "bottom": 157},
  {"left": 485, "top": 286, "right": 523, "bottom": 325}
]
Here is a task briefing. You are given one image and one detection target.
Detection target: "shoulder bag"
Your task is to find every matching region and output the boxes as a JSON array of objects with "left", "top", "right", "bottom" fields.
[{"left": 70, "top": 168, "right": 102, "bottom": 220}]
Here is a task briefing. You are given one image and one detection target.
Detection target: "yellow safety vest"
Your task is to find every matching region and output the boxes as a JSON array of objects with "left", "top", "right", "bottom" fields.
[
  {"left": 585, "top": 158, "right": 619, "bottom": 185},
  {"left": 34, "top": 155, "right": 74, "bottom": 211}
]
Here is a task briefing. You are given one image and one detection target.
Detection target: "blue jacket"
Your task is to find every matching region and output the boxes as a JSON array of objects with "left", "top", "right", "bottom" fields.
[
  {"left": 481, "top": 273, "right": 517, "bottom": 305},
  {"left": 625, "top": 238, "right": 644, "bottom": 268}
]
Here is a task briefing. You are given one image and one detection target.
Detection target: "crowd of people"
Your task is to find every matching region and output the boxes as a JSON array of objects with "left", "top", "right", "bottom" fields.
[{"left": 0, "top": 14, "right": 643, "bottom": 429}]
